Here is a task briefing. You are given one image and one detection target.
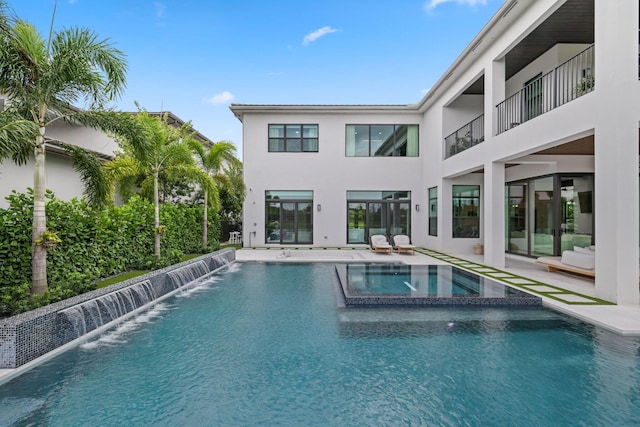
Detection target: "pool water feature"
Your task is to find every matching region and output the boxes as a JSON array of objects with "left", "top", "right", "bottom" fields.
[
  {"left": 1, "top": 262, "right": 639, "bottom": 426},
  {"left": 337, "top": 263, "right": 541, "bottom": 306}
]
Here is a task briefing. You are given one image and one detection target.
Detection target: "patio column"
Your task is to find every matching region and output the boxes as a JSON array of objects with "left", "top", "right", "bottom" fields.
[
  {"left": 487, "top": 58, "right": 505, "bottom": 137},
  {"left": 593, "top": 0, "right": 640, "bottom": 303},
  {"left": 483, "top": 161, "right": 505, "bottom": 268}
]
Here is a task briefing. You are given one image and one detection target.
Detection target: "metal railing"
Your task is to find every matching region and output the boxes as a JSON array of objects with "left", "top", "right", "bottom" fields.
[
  {"left": 496, "top": 44, "right": 594, "bottom": 135},
  {"left": 444, "top": 114, "right": 485, "bottom": 158}
]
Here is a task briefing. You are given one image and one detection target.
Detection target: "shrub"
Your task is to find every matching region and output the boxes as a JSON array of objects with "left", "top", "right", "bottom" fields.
[{"left": 0, "top": 191, "right": 220, "bottom": 316}]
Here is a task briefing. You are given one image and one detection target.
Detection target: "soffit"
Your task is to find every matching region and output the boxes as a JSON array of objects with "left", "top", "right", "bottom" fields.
[
  {"left": 535, "top": 135, "right": 594, "bottom": 155},
  {"left": 505, "top": 0, "right": 594, "bottom": 80}
]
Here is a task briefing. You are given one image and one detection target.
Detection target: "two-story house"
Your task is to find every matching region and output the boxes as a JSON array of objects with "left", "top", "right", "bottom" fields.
[{"left": 231, "top": 0, "right": 639, "bottom": 305}]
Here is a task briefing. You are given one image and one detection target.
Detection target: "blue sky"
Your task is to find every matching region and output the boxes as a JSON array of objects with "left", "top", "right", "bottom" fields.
[{"left": 11, "top": 0, "right": 503, "bottom": 157}]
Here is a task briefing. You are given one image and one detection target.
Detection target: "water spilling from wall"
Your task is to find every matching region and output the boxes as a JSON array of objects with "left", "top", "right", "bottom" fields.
[{"left": 0, "top": 249, "right": 235, "bottom": 369}]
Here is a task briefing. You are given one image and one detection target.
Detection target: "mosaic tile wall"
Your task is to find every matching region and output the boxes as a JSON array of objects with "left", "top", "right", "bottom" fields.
[{"left": 0, "top": 249, "right": 235, "bottom": 369}]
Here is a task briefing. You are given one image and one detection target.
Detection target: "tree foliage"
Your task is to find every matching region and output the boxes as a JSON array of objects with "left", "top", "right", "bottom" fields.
[
  {"left": 107, "top": 106, "right": 214, "bottom": 256},
  {"left": 0, "top": 5, "right": 134, "bottom": 294},
  {"left": 0, "top": 190, "right": 219, "bottom": 317}
]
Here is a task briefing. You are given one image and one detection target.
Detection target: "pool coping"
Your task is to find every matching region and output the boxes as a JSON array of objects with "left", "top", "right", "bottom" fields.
[{"left": 335, "top": 264, "right": 542, "bottom": 307}]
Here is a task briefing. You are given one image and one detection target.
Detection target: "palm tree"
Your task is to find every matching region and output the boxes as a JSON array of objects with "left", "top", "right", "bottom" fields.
[
  {"left": 190, "top": 140, "right": 241, "bottom": 249},
  {"left": 0, "top": 9, "right": 133, "bottom": 294},
  {"left": 107, "top": 108, "right": 214, "bottom": 257}
]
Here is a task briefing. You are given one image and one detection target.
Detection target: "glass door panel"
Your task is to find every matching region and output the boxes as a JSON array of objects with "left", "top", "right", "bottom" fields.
[
  {"left": 297, "top": 202, "right": 313, "bottom": 244},
  {"left": 560, "top": 176, "right": 593, "bottom": 252},
  {"left": 507, "top": 183, "right": 528, "bottom": 255},
  {"left": 367, "top": 203, "right": 387, "bottom": 242},
  {"left": 266, "top": 202, "right": 281, "bottom": 243},
  {"left": 281, "top": 202, "right": 296, "bottom": 243},
  {"left": 530, "top": 177, "right": 554, "bottom": 257},
  {"left": 347, "top": 203, "right": 367, "bottom": 243},
  {"left": 389, "top": 202, "right": 409, "bottom": 237}
]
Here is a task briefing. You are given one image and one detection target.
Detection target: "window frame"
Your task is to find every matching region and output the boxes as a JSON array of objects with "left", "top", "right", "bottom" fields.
[
  {"left": 268, "top": 124, "right": 319, "bottom": 153},
  {"left": 265, "top": 191, "right": 314, "bottom": 244},
  {"left": 452, "top": 185, "right": 480, "bottom": 238},
  {"left": 345, "top": 124, "right": 419, "bottom": 157},
  {"left": 428, "top": 186, "right": 438, "bottom": 237}
]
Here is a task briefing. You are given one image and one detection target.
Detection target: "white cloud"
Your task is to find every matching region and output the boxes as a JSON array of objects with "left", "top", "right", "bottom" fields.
[
  {"left": 302, "top": 26, "right": 338, "bottom": 46},
  {"left": 205, "top": 91, "right": 235, "bottom": 104},
  {"left": 154, "top": 2, "right": 166, "bottom": 18},
  {"left": 425, "top": 0, "right": 487, "bottom": 11}
]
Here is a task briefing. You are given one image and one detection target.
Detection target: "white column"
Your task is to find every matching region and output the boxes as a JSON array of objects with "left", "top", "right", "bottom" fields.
[
  {"left": 481, "top": 58, "right": 507, "bottom": 268},
  {"left": 593, "top": 0, "right": 640, "bottom": 303},
  {"left": 440, "top": 179, "right": 453, "bottom": 252},
  {"left": 487, "top": 58, "right": 506, "bottom": 137},
  {"left": 483, "top": 161, "right": 506, "bottom": 268}
]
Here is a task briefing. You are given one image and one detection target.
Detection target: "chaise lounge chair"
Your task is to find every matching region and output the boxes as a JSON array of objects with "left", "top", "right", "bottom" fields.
[
  {"left": 535, "top": 245, "right": 595, "bottom": 278},
  {"left": 393, "top": 235, "right": 416, "bottom": 255},
  {"left": 370, "top": 234, "right": 393, "bottom": 254}
]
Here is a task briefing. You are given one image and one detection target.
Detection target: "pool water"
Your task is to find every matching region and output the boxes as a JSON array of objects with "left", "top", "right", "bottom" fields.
[
  {"left": 339, "top": 263, "right": 539, "bottom": 306},
  {"left": 1, "top": 263, "right": 640, "bottom": 426}
]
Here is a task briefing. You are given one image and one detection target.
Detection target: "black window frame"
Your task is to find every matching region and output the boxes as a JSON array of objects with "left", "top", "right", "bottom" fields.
[
  {"left": 268, "top": 124, "right": 319, "bottom": 153},
  {"left": 428, "top": 186, "right": 438, "bottom": 237},
  {"left": 345, "top": 124, "right": 419, "bottom": 157},
  {"left": 452, "top": 185, "right": 480, "bottom": 238}
]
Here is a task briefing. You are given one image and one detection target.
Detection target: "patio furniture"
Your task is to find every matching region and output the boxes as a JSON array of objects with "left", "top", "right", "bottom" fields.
[
  {"left": 393, "top": 235, "right": 416, "bottom": 255},
  {"left": 370, "top": 234, "right": 393, "bottom": 254}
]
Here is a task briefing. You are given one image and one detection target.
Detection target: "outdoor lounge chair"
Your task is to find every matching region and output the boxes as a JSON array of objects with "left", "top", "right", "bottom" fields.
[
  {"left": 370, "top": 234, "right": 393, "bottom": 254},
  {"left": 393, "top": 235, "right": 416, "bottom": 255}
]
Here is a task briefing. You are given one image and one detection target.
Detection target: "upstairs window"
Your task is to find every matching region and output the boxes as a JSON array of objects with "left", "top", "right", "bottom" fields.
[
  {"left": 345, "top": 124, "right": 418, "bottom": 157},
  {"left": 269, "top": 124, "right": 318, "bottom": 152}
]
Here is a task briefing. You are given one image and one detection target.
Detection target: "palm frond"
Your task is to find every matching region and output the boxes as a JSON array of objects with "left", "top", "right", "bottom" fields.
[
  {"left": 0, "top": 110, "right": 36, "bottom": 164},
  {"left": 62, "top": 143, "right": 110, "bottom": 208}
]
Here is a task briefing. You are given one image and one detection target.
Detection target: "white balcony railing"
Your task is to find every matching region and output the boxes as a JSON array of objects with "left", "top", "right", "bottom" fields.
[
  {"left": 496, "top": 44, "right": 594, "bottom": 135},
  {"left": 444, "top": 114, "right": 485, "bottom": 159}
]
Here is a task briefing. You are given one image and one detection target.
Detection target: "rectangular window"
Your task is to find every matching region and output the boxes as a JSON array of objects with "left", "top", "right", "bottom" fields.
[
  {"left": 265, "top": 191, "right": 313, "bottom": 244},
  {"left": 428, "top": 187, "right": 437, "bottom": 236},
  {"left": 345, "top": 125, "right": 418, "bottom": 157},
  {"left": 452, "top": 185, "right": 479, "bottom": 238},
  {"left": 268, "top": 124, "right": 318, "bottom": 152}
]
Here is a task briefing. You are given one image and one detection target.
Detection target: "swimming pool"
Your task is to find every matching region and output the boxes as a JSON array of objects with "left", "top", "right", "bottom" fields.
[{"left": 1, "top": 262, "right": 639, "bottom": 425}]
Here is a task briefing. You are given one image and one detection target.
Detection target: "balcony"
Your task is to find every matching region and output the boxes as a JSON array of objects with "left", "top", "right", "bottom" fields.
[
  {"left": 496, "top": 44, "right": 594, "bottom": 135},
  {"left": 444, "top": 114, "right": 484, "bottom": 159}
]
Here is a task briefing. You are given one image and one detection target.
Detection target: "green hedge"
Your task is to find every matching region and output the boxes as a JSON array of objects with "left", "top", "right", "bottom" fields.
[{"left": 0, "top": 190, "right": 220, "bottom": 316}]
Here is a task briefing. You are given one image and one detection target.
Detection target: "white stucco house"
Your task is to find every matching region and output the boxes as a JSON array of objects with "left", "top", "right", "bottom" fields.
[
  {"left": 231, "top": 0, "right": 640, "bottom": 304},
  {"left": 0, "top": 109, "right": 213, "bottom": 209}
]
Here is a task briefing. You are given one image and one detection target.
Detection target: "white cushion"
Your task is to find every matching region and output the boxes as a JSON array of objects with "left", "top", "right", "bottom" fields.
[
  {"left": 574, "top": 246, "right": 594, "bottom": 254},
  {"left": 561, "top": 250, "right": 595, "bottom": 269}
]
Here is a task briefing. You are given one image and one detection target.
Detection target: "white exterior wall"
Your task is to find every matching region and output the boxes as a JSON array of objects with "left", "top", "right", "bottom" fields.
[
  {"left": 241, "top": 111, "right": 424, "bottom": 247},
  {"left": 0, "top": 122, "right": 118, "bottom": 208}
]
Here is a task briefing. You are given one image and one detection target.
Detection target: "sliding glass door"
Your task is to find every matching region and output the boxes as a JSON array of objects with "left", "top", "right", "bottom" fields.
[
  {"left": 506, "top": 174, "right": 594, "bottom": 257},
  {"left": 347, "top": 191, "right": 410, "bottom": 244},
  {"left": 265, "top": 191, "right": 313, "bottom": 244}
]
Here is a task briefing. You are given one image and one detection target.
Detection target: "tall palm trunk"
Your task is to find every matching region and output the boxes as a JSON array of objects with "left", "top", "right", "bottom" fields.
[
  {"left": 202, "top": 188, "right": 208, "bottom": 249},
  {"left": 31, "top": 123, "right": 48, "bottom": 294},
  {"left": 153, "top": 170, "right": 161, "bottom": 257}
]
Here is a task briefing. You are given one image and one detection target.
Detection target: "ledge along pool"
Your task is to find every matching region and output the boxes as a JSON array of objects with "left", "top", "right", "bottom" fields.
[{"left": 1, "top": 262, "right": 639, "bottom": 426}]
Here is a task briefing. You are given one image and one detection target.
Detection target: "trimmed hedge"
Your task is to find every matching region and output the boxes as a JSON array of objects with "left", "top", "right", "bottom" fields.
[{"left": 0, "top": 190, "right": 219, "bottom": 316}]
